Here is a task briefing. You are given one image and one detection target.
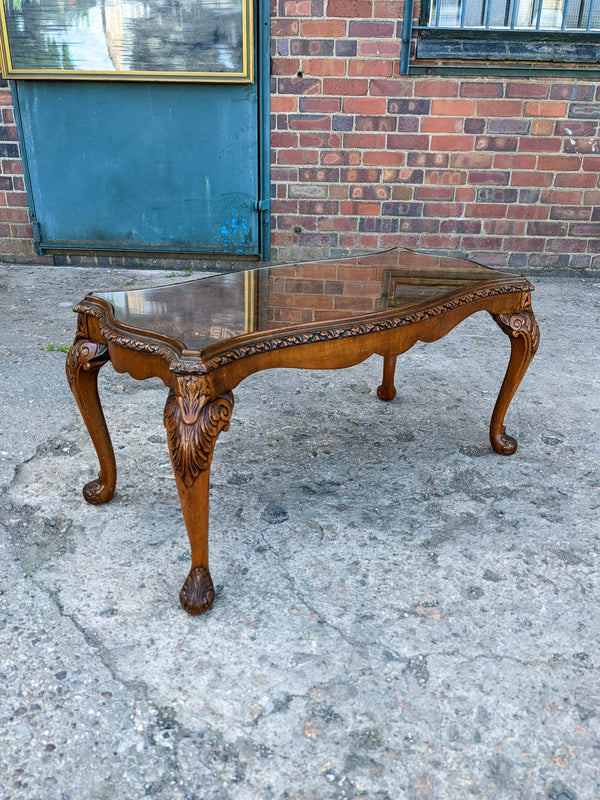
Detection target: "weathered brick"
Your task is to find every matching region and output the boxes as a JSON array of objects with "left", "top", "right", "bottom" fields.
[
  {"left": 348, "top": 20, "right": 395, "bottom": 37},
  {"left": 524, "top": 101, "right": 568, "bottom": 117},
  {"left": 278, "top": 149, "right": 319, "bottom": 165},
  {"left": 510, "top": 171, "right": 553, "bottom": 187},
  {"left": 549, "top": 206, "right": 591, "bottom": 220},
  {"left": 455, "top": 187, "right": 476, "bottom": 202},
  {"left": 421, "top": 117, "right": 463, "bottom": 134},
  {"left": 545, "top": 237, "right": 587, "bottom": 252},
  {"left": 332, "top": 115, "right": 354, "bottom": 131},
  {"left": 373, "top": 0, "right": 403, "bottom": 16},
  {"left": 343, "top": 132, "right": 386, "bottom": 148},
  {"left": 340, "top": 168, "right": 381, "bottom": 182},
  {"left": 300, "top": 19, "right": 347, "bottom": 36},
  {"left": 464, "top": 119, "right": 486, "bottom": 134},
  {"left": 355, "top": 115, "right": 396, "bottom": 132},
  {"left": 327, "top": 0, "right": 372, "bottom": 16},
  {"left": 271, "top": 132, "right": 299, "bottom": 147},
  {"left": 298, "top": 168, "right": 340, "bottom": 182},
  {"left": 550, "top": 84, "right": 595, "bottom": 101},
  {"left": 477, "top": 100, "right": 523, "bottom": 117},
  {"left": 484, "top": 220, "right": 526, "bottom": 236},
  {"left": 424, "top": 170, "right": 466, "bottom": 185},
  {"left": 359, "top": 41, "right": 401, "bottom": 57},
  {"left": 322, "top": 77, "right": 369, "bottom": 95},
  {"left": 518, "top": 137, "right": 561, "bottom": 152},
  {"left": 387, "top": 99, "right": 430, "bottom": 115},
  {"left": 407, "top": 152, "right": 449, "bottom": 168},
  {"left": 431, "top": 99, "right": 476, "bottom": 117},
  {"left": 465, "top": 203, "right": 507, "bottom": 219},
  {"left": 469, "top": 171, "right": 510, "bottom": 187},
  {"left": 342, "top": 97, "right": 387, "bottom": 115},
  {"left": 424, "top": 202, "right": 463, "bottom": 217},
  {"left": 568, "top": 103, "right": 600, "bottom": 119},
  {"left": 349, "top": 185, "right": 391, "bottom": 200},
  {"left": 298, "top": 200, "right": 340, "bottom": 214},
  {"left": 526, "top": 221, "right": 569, "bottom": 236},
  {"left": 299, "top": 131, "right": 342, "bottom": 148},
  {"left": 538, "top": 154, "right": 582, "bottom": 171},
  {"left": 290, "top": 39, "right": 335, "bottom": 56},
  {"left": 299, "top": 97, "right": 341, "bottom": 112},
  {"left": 303, "top": 59, "right": 346, "bottom": 76},
  {"left": 348, "top": 60, "right": 393, "bottom": 78},
  {"left": 381, "top": 202, "right": 423, "bottom": 216},
  {"left": 398, "top": 218, "right": 440, "bottom": 233},
  {"left": 460, "top": 82, "right": 503, "bottom": 98},
  {"left": 440, "top": 219, "right": 481, "bottom": 234},
  {"left": 506, "top": 83, "right": 549, "bottom": 99},
  {"left": 450, "top": 153, "right": 493, "bottom": 169},
  {"left": 387, "top": 134, "right": 430, "bottom": 150},
  {"left": 414, "top": 79, "right": 459, "bottom": 98},
  {"left": 461, "top": 236, "right": 503, "bottom": 251},
  {"left": 278, "top": 77, "right": 321, "bottom": 95},
  {"left": 563, "top": 138, "right": 600, "bottom": 154},
  {"left": 475, "top": 136, "right": 518, "bottom": 151},
  {"left": 335, "top": 40, "right": 358, "bottom": 57},
  {"left": 555, "top": 172, "right": 598, "bottom": 188},
  {"left": 288, "top": 114, "right": 331, "bottom": 130},
  {"left": 476, "top": 188, "right": 518, "bottom": 203},
  {"left": 362, "top": 150, "right": 406, "bottom": 166},
  {"left": 358, "top": 217, "right": 399, "bottom": 232},
  {"left": 430, "top": 135, "right": 474, "bottom": 152},
  {"left": 488, "top": 119, "right": 529, "bottom": 134},
  {"left": 370, "top": 79, "right": 412, "bottom": 97}
]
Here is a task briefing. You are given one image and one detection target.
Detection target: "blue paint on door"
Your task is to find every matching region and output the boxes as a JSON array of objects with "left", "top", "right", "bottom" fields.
[{"left": 15, "top": 73, "right": 261, "bottom": 256}]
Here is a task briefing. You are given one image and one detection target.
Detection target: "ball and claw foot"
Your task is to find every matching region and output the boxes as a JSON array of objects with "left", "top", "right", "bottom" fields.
[
  {"left": 180, "top": 565, "right": 216, "bottom": 615},
  {"left": 83, "top": 477, "right": 115, "bottom": 504},
  {"left": 491, "top": 425, "right": 518, "bottom": 456}
]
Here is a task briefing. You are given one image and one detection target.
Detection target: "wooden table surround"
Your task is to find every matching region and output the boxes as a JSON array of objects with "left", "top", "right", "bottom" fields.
[{"left": 66, "top": 248, "right": 540, "bottom": 615}]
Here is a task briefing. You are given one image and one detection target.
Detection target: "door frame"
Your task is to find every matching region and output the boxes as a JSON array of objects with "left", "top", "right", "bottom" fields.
[{"left": 12, "top": 0, "right": 271, "bottom": 262}]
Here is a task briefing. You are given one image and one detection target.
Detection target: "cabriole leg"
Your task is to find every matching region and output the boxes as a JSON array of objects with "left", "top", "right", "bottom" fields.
[
  {"left": 490, "top": 305, "right": 540, "bottom": 455},
  {"left": 377, "top": 355, "right": 397, "bottom": 401},
  {"left": 66, "top": 337, "right": 116, "bottom": 504},
  {"left": 163, "top": 376, "right": 234, "bottom": 615}
]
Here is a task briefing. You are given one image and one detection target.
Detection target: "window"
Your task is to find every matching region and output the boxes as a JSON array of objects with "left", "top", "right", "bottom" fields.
[
  {"left": 428, "top": 0, "right": 599, "bottom": 31},
  {"left": 404, "top": 0, "right": 600, "bottom": 72}
]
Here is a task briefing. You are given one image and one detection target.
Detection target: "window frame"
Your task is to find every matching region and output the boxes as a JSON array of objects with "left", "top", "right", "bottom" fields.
[{"left": 402, "top": 0, "right": 600, "bottom": 76}]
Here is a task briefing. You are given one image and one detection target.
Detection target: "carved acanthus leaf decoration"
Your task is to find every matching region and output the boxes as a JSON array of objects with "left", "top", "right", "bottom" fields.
[
  {"left": 65, "top": 338, "right": 110, "bottom": 387},
  {"left": 492, "top": 309, "right": 540, "bottom": 357},
  {"left": 164, "top": 383, "right": 234, "bottom": 488}
]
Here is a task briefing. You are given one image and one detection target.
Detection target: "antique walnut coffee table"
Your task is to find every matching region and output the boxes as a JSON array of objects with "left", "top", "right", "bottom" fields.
[{"left": 67, "top": 248, "right": 539, "bottom": 614}]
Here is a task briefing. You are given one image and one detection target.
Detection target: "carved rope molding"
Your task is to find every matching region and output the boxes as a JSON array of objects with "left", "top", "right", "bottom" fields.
[
  {"left": 75, "top": 281, "right": 532, "bottom": 376},
  {"left": 163, "top": 379, "right": 234, "bottom": 488}
]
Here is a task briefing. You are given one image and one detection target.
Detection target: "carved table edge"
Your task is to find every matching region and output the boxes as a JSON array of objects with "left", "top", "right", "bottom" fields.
[{"left": 74, "top": 280, "right": 533, "bottom": 376}]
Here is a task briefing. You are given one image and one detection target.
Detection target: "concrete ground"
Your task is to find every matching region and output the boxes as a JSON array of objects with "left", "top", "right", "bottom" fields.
[{"left": 0, "top": 262, "right": 598, "bottom": 800}]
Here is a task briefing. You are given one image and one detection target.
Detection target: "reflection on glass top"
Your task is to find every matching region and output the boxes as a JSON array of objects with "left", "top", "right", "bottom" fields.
[{"left": 93, "top": 249, "right": 513, "bottom": 354}]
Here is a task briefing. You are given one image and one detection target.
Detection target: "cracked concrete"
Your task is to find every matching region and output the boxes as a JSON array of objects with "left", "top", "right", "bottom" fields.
[{"left": 0, "top": 263, "right": 599, "bottom": 800}]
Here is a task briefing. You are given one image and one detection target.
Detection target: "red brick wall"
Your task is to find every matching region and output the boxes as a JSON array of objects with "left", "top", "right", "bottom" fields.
[
  {"left": 0, "top": 7, "right": 599, "bottom": 270},
  {"left": 0, "top": 79, "right": 50, "bottom": 264},
  {"left": 270, "top": 0, "right": 600, "bottom": 269}
]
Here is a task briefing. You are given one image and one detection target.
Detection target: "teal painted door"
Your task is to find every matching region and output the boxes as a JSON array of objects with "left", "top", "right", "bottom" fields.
[{"left": 14, "top": 71, "right": 263, "bottom": 256}]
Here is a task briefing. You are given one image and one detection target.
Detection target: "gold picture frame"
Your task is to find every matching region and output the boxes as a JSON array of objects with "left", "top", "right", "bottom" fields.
[{"left": 0, "top": 0, "right": 253, "bottom": 82}]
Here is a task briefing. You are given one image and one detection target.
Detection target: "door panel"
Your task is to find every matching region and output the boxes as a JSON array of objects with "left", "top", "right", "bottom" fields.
[{"left": 15, "top": 77, "right": 260, "bottom": 255}]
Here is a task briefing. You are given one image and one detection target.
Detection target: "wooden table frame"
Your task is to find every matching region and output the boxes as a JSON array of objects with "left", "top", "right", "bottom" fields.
[{"left": 66, "top": 262, "right": 539, "bottom": 615}]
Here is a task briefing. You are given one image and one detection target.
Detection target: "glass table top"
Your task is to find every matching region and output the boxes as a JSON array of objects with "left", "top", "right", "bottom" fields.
[{"left": 93, "top": 248, "right": 517, "bottom": 353}]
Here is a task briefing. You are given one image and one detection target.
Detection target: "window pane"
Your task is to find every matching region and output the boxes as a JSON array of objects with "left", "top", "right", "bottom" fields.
[{"left": 429, "top": 0, "right": 600, "bottom": 29}]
